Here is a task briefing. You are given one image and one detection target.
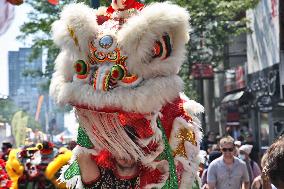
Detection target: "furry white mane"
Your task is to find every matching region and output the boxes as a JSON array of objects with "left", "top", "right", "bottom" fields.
[{"left": 50, "top": 2, "right": 190, "bottom": 113}]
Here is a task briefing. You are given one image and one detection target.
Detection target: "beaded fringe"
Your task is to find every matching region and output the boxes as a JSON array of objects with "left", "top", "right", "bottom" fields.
[{"left": 75, "top": 107, "right": 147, "bottom": 161}]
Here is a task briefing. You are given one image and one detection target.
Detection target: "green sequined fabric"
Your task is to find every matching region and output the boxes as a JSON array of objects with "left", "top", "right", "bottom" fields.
[
  {"left": 157, "top": 119, "right": 178, "bottom": 189},
  {"left": 77, "top": 127, "right": 94, "bottom": 149},
  {"left": 64, "top": 160, "right": 81, "bottom": 180}
]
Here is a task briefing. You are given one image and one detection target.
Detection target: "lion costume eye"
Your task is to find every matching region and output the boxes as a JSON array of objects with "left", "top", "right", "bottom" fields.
[
  {"left": 152, "top": 33, "right": 172, "bottom": 60},
  {"left": 74, "top": 60, "right": 89, "bottom": 79}
]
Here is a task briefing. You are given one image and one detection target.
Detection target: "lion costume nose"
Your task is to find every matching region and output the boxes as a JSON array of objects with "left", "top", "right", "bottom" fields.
[{"left": 92, "top": 64, "right": 126, "bottom": 91}]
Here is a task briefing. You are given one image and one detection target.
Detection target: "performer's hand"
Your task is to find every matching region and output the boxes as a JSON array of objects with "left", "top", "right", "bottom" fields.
[{"left": 77, "top": 153, "right": 100, "bottom": 184}]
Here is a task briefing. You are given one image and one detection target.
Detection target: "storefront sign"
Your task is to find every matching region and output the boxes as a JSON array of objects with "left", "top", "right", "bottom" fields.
[
  {"left": 225, "top": 66, "right": 245, "bottom": 93},
  {"left": 257, "top": 95, "right": 273, "bottom": 112},
  {"left": 247, "top": 64, "right": 280, "bottom": 97},
  {"left": 191, "top": 63, "right": 214, "bottom": 79}
]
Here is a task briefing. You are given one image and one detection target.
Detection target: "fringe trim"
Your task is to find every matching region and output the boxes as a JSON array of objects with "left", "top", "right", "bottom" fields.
[{"left": 75, "top": 108, "right": 154, "bottom": 161}]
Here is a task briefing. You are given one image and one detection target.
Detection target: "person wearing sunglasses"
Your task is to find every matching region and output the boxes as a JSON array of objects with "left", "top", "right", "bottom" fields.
[{"left": 207, "top": 136, "right": 250, "bottom": 189}]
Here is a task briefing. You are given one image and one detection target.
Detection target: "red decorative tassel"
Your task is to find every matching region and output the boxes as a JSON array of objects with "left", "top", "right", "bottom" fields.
[
  {"left": 91, "top": 150, "right": 114, "bottom": 169},
  {"left": 48, "top": 0, "right": 58, "bottom": 5}
]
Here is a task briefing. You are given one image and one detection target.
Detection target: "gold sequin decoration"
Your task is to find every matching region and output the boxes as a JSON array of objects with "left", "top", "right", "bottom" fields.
[
  {"left": 67, "top": 25, "right": 79, "bottom": 48},
  {"left": 173, "top": 128, "right": 197, "bottom": 157}
]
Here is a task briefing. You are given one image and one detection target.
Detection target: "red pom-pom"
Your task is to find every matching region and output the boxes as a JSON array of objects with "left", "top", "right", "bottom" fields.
[
  {"left": 91, "top": 150, "right": 114, "bottom": 169},
  {"left": 48, "top": 0, "right": 58, "bottom": 5}
]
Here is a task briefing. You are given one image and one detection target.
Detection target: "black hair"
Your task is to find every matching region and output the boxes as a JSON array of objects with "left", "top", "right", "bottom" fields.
[
  {"left": 263, "top": 136, "right": 284, "bottom": 188},
  {"left": 2, "top": 142, "right": 12, "bottom": 149}
]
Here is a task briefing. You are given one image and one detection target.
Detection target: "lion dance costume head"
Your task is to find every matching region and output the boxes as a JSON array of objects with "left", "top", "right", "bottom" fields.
[{"left": 50, "top": 0, "right": 204, "bottom": 188}]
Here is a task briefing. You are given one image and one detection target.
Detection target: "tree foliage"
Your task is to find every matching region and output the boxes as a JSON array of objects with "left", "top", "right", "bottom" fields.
[
  {"left": 0, "top": 98, "right": 41, "bottom": 134},
  {"left": 181, "top": 0, "right": 259, "bottom": 66},
  {"left": 18, "top": 0, "right": 258, "bottom": 99},
  {"left": 0, "top": 98, "right": 19, "bottom": 123},
  {"left": 11, "top": 111, "right": 28, "bottom": 147}
]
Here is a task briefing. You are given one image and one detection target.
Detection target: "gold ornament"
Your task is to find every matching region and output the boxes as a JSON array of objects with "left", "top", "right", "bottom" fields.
[
  {"left": 67, "top": 25, "right": 80, "bottom": 49},
  {"left": 173, "top": 128, "right": 197, "bottom": 157}
]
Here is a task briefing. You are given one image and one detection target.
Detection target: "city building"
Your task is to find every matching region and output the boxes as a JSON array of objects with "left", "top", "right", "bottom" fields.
[
  {"left": 9, "top": 48, "right": 43, "bottom": 114},
  {"left": 245, "top": 0, "right": 284, "bottom": 150},
  {"left": 8, "top": 48, "right": 64, "bottom": 136},
  {"left": 216, "top": 0, "right": 284, "bottom": 153}
]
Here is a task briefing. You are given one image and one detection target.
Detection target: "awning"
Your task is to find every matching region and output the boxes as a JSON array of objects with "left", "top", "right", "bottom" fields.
[
  {"left": 221, "top": 91, "right": 246, "bottom": 126},
  {"left": 222, "top": 91, "right": 244, "bottom": 103}
]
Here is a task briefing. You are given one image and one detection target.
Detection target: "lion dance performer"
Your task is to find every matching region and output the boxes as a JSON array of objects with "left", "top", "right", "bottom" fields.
[
  {"left": 5, "top": 142, "right": 71, "bottom": 189},
  {"left": 50, "top": 0, "right": 204, "bottom": 188},
  {"left": 0, "top": 158, "right": 12, "bottom": 189}
]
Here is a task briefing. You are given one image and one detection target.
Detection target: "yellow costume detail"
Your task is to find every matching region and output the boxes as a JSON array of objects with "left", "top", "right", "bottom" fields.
[
  {"left": 5, "top": 149, "right": 24, "bottom": 189},
  {"left": 173, "top": 128, "right": 197, "bottom": 157},
  {"left": 45, "top": 147, "right": 72, "bottom": 189}
]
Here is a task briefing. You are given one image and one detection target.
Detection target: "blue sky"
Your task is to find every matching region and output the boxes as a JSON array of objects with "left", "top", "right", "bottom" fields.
[{"left": 0, "top": 4, "right": 31, "bottom": 96}]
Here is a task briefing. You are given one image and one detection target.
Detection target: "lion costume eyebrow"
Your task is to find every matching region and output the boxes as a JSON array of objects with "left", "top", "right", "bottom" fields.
[{"left": 67, "top": 25, "right": 80, "bottom": 50}]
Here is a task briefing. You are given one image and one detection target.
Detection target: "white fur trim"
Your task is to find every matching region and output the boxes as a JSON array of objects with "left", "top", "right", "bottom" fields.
[
  {"left": 117, "top": 2, "right": 190, "bottom": 78},
  {"left": 96, "top": 6, "right": 107, "bottom": 16},
  {"left": 175, "top": 157, "right": 198, "bottom": 189},
  {"left": 50, "top": 75, "right": 183, "bottom": 113},
  {"left": 52, "top": 3, "right": 98, "bottom": 54},
  {"left": 169, "top": 116, "right": 202, "bottom": 189},
  {"left": 180, "top": 93, "right": 204, "bottom": 115}
]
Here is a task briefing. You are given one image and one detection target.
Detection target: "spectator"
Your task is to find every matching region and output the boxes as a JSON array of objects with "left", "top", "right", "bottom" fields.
[
  {"left": 263, "top": 136, "right": 284, "bottom": 189},
  {"left": 207, "top": 136, "right": 250, "bottom": 189},
  {"left": 244, "top": 133, "right": 259, "bottom": 163},
  {"left": 251, "top": 153, "right": 276, "bottom": 189},
  {"left": 201, "top": 131, "right": 216, "bottom": 152},
  {"left": 1, "top": 142, "right": 12, "bottom": 161},
  {"left": 207, "top": 144, "right": 213, "bottom": 155},
  {"left": 211, "top": 144, "right": 220, "bottom": 152},
  {"left": 234, "top": 140, "right": 242, "bottom": 156},
  {"left": 201, "top": 151, "right": 222, "bottom": 188},
  {"left": 239, "top": 144, "right": 261, "bottom": 185}
]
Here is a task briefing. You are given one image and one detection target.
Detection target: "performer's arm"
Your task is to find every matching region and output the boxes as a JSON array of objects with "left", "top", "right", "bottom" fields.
[{"left": 77, "top": 153, "right": 100, "bottom": 184}]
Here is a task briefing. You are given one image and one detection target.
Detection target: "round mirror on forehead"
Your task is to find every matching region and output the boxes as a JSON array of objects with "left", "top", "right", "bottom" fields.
[{"left": 99, "top": 35, "right": 114, "bottom": 49}]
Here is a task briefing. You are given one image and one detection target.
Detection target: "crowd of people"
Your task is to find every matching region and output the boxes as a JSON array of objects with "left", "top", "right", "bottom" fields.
[
  {"left": 0, "top": 133, "right": 283, "bottom": 189},
  {"left": 200, "top": 132, "right": 284, "bottom": 189}
]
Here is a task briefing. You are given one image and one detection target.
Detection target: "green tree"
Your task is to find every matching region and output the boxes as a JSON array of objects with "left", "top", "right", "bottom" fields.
[
  {"left": 11, "top": 111, "right": 28, "bottom": 147},
  {"left": 10, "top": 110, "right": 41, "bottom": 147},
  {"left": 181, "top": 0, "right": 259, "bottom": 66},
  {"left": 0, "top": 98, "right": 19, "bottom": 123}
]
